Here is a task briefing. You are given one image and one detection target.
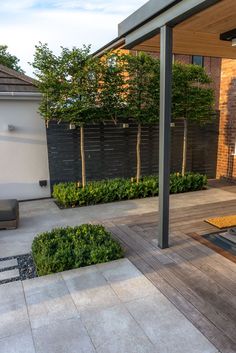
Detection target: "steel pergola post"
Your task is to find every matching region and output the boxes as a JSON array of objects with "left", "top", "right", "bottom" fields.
[{"left": 158, "top": 25, "right": 173, "bottom": 249}]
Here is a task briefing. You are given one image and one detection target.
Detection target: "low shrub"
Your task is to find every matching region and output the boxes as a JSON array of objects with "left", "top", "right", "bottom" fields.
[
  {"left": 53, "top": 173, "right": 207, "bottom": 208},
  {"left": 32, "top": 224, "right": 124, "bottom": 276}
]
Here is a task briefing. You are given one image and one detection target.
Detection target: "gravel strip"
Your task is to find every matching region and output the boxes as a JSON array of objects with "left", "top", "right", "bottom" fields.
[{"left": 0, "top": 253, "right": 37, "bottom": 285}]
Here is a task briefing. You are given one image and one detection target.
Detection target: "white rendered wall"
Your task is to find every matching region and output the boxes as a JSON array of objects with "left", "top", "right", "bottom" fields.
[{"left": 0, "top": 98, "right": 50, "bottom": 200}]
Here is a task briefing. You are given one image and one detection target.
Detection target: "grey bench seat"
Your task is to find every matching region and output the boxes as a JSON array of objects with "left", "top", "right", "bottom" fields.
[{"left": 0, "top": 199, "right": 19, "bottom": 229}]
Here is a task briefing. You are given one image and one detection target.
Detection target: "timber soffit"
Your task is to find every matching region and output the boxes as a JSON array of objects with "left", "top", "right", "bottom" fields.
[
  {"left": 93, "top": 0, "right": 221, "bottom": 56},
  {"left": 123, "top": 0, "right": 221, "bottom": 49}
]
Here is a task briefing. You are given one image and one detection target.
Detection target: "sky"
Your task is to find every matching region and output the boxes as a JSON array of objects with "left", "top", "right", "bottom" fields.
[{"left": 0, "top": 0, "right": 147, "bottom": 75}]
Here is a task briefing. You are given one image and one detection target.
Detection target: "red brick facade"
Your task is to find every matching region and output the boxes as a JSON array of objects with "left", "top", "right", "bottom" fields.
[{"left": 217, "top": 59, "right": 236, "bottom": 180}]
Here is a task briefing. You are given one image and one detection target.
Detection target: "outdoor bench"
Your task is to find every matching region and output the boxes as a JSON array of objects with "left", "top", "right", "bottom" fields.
[{"left": 0, "top": 199, "right": 19, "bottom": 229}]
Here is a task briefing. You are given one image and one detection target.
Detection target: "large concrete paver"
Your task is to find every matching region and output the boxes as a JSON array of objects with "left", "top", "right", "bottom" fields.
[
  {"left": 23, "top": 273, "right": 78, "bottom": 329},
  {"left": 81, "top": 304, "right": 157, "bottom": 353},
  {"left": 0, "top": 259, "right": 219, "bottom": 353},
  {"left": 62, "top": 265, "right": 119, "bottom": 312},
  {"left": 126, "top": 293, "right": 217, "bottom": 353},
  {"left": 32, "top": 317, "right": 96, "bottom": 353},
  {"left": 0, "top": 330, "right": 35, "bottom": 353},
  {"left": 0, "top": 282, "right": 30, "bottom": 339},
  {"left": 97, "top": 258, "right": 157, "bottom": 302}
]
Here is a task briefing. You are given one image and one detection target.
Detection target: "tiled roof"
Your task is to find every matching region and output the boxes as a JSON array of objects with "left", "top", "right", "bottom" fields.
[{"left": 0, "top": 64, "right": 38, "bottom": 92}]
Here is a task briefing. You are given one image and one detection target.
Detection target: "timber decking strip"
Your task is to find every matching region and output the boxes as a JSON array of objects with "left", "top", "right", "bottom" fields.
[{"left": 102, "top": 198, "right": 236, "bottom": 353}]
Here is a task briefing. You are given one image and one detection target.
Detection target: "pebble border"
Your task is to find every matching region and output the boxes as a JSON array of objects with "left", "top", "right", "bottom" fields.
[{"left": 0, "top": 253, "right": 37, "bottom": 285}]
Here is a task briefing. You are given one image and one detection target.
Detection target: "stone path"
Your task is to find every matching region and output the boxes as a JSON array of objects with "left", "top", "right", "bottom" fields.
[
  {"left": 0, "top": 259, "right": 219, "bottom": 353},
  {"left": 0, "top": 258, "right": 19, "bottom": 284},
  {"left": 0, "top": 254, "right": 37, "bottom": 285}
]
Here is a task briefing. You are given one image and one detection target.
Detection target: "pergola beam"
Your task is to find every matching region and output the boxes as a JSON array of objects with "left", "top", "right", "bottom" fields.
[{"left": 124, "top": 0, "right": 220, "bottom": 49}]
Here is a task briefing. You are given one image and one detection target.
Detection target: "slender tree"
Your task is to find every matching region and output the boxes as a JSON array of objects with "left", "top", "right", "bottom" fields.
[
  {"left": 0, "top": 45, "right": 24, "bottom": 73},
  {"left": 98, "top": 51, "right": 127, "bottom": 123},
  {"left": 31, "top": 43, "right": 100, "bottom": 187},
  {"left": 124, "top": 52, "right": 160, "bottom": 183},
  {"left": 172, "top": 62, "right": 215, "bottom": 175}
]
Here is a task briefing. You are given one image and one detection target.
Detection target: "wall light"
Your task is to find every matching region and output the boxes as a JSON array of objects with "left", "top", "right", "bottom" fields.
[
  {"left": 220, "top": 29, "right": 236, "bottom": 45},
  {"left": 69, "top": 123, "right": 76, "bottom": 130}
]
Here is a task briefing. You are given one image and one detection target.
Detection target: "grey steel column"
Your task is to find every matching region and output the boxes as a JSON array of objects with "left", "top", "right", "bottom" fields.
[{"left": 158, "top": 25, "right": 173, "bottom": 249}]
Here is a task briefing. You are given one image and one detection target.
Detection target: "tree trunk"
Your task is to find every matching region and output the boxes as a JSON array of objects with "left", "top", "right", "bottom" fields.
[
  {"left": 136, "top": 123, "right": 142, "bottom": 183},
  {"left": 80, "top": 125, "right": 86, "bottom": 188},
  {"left": 182, "top": 118, "right": 188, "bottom": 176}
]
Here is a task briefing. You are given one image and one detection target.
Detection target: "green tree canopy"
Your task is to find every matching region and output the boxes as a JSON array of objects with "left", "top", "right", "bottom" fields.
[
  {"left": 124, "top": 52, "right": 160, "bottom": 124},
  {"left": 172, "top": 62, "right": 214, "bottom": 123},
  {"left": 172, "top": 62, "right": 215, "bottom": 175},
  {"left": 31, "top": 43, "right": 100, "bottom": 125},
  {"left": 0, "top": 45, "right": 24, "bottom": 73},
  {"left": 31, "top": 43, "right": 101, "bottom": 187},
  {"left": 123, "top": 52, "right": 160, "bottom": 182},
  {"left": 98, "top": 51, "right": 127, "bottom": 123}
]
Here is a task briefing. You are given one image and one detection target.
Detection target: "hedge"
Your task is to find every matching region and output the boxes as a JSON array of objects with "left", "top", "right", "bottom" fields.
[
  {"left": 32, "top": 224, "right": 123, "bottom": 276},
  {"left": 53, "top": 173, "right": 207, "bottom": 208}
]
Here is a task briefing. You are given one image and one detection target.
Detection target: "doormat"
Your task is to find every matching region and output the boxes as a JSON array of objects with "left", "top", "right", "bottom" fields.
[
  {"left": 205, "top": 215, "right": 236, "bottom": 229},
  {"left": 188, "top": 232, "right": 236, "bottom": 263},
  {"left": 204, "top": 232, "right": 236, "bottom": 256}
]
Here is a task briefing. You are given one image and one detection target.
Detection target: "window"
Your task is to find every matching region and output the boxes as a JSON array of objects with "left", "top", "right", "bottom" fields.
[
  {"left": 107, "top": 55, "right": 117, "bottom": 68},
  {"left": 192, "top": 55, "right": 204, "bottom": 67}
]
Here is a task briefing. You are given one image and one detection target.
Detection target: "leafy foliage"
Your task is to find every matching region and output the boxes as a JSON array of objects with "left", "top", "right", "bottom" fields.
[
  {"left": 124, "top": 52, "right": 160, "bottom": 124},
  {"left": 53, "top": 173, "right": 207, "bottom": 208},
  {"left": 172, "top": 62, "right": 215, "bottom": 123},
  {"left": 32, "top": 224, "right": 124, "bottom": 276},
  {"left": 31, "top": 43, "right": 102, "bottom": 187},
  {"left": 0, "top": 45, "right": 24, "bottom": 73},
  {"left": 172, "top": 62, "right": 215, "bottom": 175},
  {"left": 98, "top": 52, "right": 127, "bottom": 123},
  {"left": 31, "top": 43, "right": 100, "bottom": 124},
  {"left": 121, "top": 52, "right": 160, "bottom": 182}
]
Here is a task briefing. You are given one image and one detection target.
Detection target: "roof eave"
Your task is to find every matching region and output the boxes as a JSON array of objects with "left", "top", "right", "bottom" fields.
[{"left": 92, "top": 37, "right": 125, "bottom": 57}]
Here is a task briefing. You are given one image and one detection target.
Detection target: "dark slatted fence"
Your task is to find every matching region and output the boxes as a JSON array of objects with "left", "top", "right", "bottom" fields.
[{"left": 47, "top": 117, "right": 219, "bottom": 186}]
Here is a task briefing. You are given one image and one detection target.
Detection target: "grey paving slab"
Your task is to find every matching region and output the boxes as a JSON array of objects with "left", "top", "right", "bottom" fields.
[
  {"left": 0, "top": 282, "right": 29, "bottom": 339},
  {"left": 81, "top": 303, "right": 156, "bottom": 353},
  {"left": 0, "top": 281, "right": 24, "bottom": 303},
  {"left": 62, "top": 265, "right": 119, "bottom": 312},
  {"left": 0, "top": 329, "right": 35, "bottom": 353},
  {"left": 33, "top": 317, "right": 96, "bottom": 353},
  {"left": 0, "top": 258, "right": 18, "bottom": 270},
  {"left": 126, "top": 293, "right": 218, "bottom": 353},
  {"left": 0, "top": 258, "right": 221, "bottom": 353},
  {"left": 0, "top": 268, "right": 19, "bottom": 281},
  {"left": 0, "top": 232, "right": 35, "bottom": 258},
  {"left": 23, "top": 273, "right": 78, "bottom": 329},
  {"left": 97, "top": 258, "right": 156, "bottom": 302}
]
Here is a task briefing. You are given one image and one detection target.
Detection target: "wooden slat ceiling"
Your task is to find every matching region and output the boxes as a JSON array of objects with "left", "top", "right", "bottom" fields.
[{"left": 133, "top": 0, "right": 236, "bottom": 59}]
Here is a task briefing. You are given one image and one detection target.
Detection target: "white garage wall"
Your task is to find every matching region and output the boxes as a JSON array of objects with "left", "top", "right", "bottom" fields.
[{"left": 0, "top": 96, "right": 50, "bottom": 200}]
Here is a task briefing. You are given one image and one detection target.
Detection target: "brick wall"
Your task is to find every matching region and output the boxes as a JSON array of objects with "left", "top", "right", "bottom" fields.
[{"left": 217, "top": 59, "right": 236, "bottom": 179}]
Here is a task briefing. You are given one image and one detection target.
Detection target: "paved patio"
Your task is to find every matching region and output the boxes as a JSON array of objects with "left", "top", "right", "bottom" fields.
[
  {"left": 1, "top": 182, "right": 236, "bottom": 258},
  {"left": 0, "top": 258, "right": 219, "bottom": 353},
  {"left": 0, "top": 182, "right": 236, "bottom": 352}
]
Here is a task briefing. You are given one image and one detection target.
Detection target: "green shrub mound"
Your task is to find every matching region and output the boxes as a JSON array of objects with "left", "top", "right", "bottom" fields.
[
  {"left": 53, "top": 173, "right": 207, "bottom": 208},
  {"left": 32, "top": 224, "right": 124, "bottom": 276}
]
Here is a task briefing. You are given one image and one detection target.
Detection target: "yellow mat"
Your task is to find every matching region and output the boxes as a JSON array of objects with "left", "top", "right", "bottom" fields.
[{"left": 205, "top": 215, "right": 236, "bottom": 229}]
